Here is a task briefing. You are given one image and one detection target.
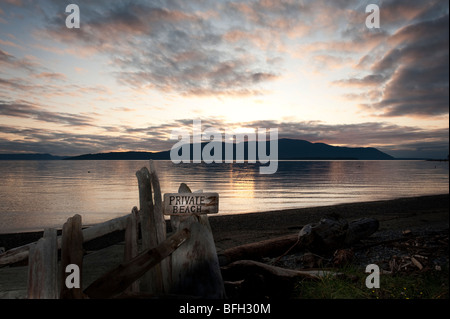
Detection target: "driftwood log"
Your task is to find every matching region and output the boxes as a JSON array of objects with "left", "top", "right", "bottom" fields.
[
  {"left": 298, "top": 216, "right": 379, "bottom": 252},
  {"left": 219, "top": 217, "right": 379, "bottom": 266},
  {"left": 221, "top": 260, "right": 338, "bottom": 299},
  {"left": 218, "top": 234, "right": 299, "bottom": 266},
  {"left": 84, "top": 228, "right": 190, "bottom": 299}
]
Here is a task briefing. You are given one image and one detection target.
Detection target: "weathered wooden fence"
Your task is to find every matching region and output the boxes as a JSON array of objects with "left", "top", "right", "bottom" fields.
[{"left": 0, "top": 160, "right": 225, "bottom": 299}]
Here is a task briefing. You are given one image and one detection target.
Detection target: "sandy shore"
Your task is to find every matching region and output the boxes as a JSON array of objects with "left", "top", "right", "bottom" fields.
[{"left": 0, "top": 194, "right": 448, "bottom": 298}]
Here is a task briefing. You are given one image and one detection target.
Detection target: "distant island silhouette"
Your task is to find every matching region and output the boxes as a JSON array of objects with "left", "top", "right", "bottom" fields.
[
  {"left": 0, "top": 139, "right": 396, "bottom": 161},
  {"left": 67, "top": 139, "right": 393, "bottom": 160}
]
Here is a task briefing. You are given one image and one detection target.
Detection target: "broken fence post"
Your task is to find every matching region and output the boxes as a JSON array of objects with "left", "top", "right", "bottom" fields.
[
  {"left": 124, "top": 206, "right": 140, "bottom": 293},
  {"left": 60, "top": 214, "right": 84, "bottom": 299},
  {"left": 149, "top": 160, "right": 171, "bottom": 293},
  {"left": 169, "top": 183, "right": 226, "bottom": 298},
  {"left": 135, "top": 161, "right": 167, "bottom": 293},
  {"left": 27, "top": 228, "right": 58, "bottom": 299}
]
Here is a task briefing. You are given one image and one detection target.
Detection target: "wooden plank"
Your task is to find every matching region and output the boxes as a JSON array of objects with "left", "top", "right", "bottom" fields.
[
  {"left": 60, "top": 214, "right": 85, "bottom": 299},
  {"left": 84, "top": 228, "right": 190, "bottom": 299},
  {"left": 169, "top": 183, "right": 226, "bottom": 298},
  {"left": 170, "top": 184, "right": 213, "bottom": 234},
  {"left": 164, "top": 193, "right": 219, "bottom": 215},
  {"left": 27, "top": 228, "right": 58, "bottom": 299},
  {"left": 0, "top": 244, "right": 34, "bottom": 266},
  {"left": 123, "top": 207, "right": 139, "bottom": 293},
  {"left": 82, "top": 214, "right": 129, "bottom": 243},
  {"left": 170, "top": 183, "right": 197, "bottom": 233}
]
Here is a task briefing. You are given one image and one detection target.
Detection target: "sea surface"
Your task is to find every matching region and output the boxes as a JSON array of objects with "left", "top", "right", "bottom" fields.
[{"left": 0, "top": 160, "right": 448, "bottom": 233}]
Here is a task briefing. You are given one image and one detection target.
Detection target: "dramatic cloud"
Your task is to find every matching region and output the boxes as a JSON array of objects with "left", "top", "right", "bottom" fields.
[
  {"left": 338, "top": 7, "right": 449, "bottom": 118},
  {"left": 42, "top": 1, "right": 282, "bottom": 96},
  {"left": 36, "top": 0, "right": 450, "bottom": 107},
  {"left": 0, "top": 100, "right": 94, "bottom": 126},
  {"left": 369, "top": 15, "right": 449, "bottom": 117},
  {"left": 0, "top": 48, "right": 39, "bottom": 72}
]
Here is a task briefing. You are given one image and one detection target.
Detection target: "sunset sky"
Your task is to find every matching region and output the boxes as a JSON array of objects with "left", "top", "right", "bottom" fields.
[{"left": 0, "top": 0, "right": 448, "bottom": 158}]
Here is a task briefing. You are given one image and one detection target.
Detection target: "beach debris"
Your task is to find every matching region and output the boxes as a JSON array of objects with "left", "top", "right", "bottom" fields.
[
  {"left": 410, "top": 256, "right": 423, "bottom": 270},
  {"left": 402, "top": 229, "right": 412, "bottom": 236},
  {"left": 300, "top": 252, "right": 325, "bottom": 268},
  {"left": 332, "top": 249, "right": 354, "bottom": 267},
  {"left": 297, "top": 216, "right": 379, "bottom": 253},
  {"left": 381, "top": 230, "right": 449, "bottom": 274},
  {"left": 218, "top": 216, "right": 379, "bottom": 267},
  {"left": 221, "top": 260, "right": 339, "bottom": 299}
]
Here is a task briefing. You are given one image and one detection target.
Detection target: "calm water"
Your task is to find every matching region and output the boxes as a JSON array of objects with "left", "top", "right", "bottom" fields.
[{"left": 0, "top": 160, "right": 448, "bottom": 233}]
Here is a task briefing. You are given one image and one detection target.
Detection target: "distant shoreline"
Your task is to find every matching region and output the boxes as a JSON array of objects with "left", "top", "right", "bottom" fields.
[{"left": 0, "top": 139, "right": 397, "bottom": 161}]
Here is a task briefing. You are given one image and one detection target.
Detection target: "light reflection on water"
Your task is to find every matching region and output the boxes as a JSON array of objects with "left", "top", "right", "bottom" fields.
[{"left": 0, "top": 160, "right": 448, "bottom": 233}]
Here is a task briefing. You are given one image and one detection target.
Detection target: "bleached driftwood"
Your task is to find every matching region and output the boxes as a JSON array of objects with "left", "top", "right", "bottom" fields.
[
  {"left": 84, "top": 228, "right": 190, "bottom": 299},
  {"left": 169, "top": 183, "right": 226, "bottom": 299},
  {"left": 27, "top": 228, "right": 58, "bottom": 299}
]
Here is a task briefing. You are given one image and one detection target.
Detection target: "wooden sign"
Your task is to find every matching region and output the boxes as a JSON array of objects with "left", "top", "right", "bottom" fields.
[{"left": 163, "top": 193, "right": 219, "bottom": 215}]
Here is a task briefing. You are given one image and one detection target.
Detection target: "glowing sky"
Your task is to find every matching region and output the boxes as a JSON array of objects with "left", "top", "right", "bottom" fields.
[{"left": 0, "top": 0, "right": 448, "bottom": 158}]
